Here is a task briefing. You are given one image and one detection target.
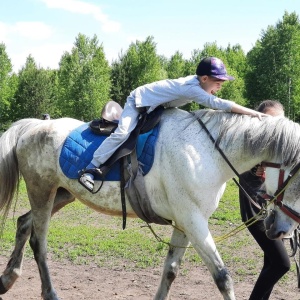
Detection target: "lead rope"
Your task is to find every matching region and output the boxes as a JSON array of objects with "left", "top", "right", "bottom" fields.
[
  {"left": 286, "top": 227, "right": 300, "bottom": 288},
  {"left": 215, "top": 161, "right": 299, "bottom": 242},
  {"left": 214, "top": 206, "right": 267, "bottom": 243},
  {"left": 143, "top": 182, "right": 291, "bottom": 246}
]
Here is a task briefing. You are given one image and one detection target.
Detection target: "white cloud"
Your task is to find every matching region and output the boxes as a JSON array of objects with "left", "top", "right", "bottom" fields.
[
  {"left": 126, "top": 35, "right": 144, "bottom": 44},
  {"left": 0, "top": 20, "right": 60, "bottom": 72},
  {"left": 31, "top": 42, "right": 73, "bottom": 69},
  {"left": 0, "top": 21, "right": 54, "bottom": 43},
  {"left": 0, "top": 22, "right": 10, "bottom": 43},
  {"left": 13, "top": 22, "right": 54, "bottom": 40},
  {"left": 10, "top": 42, "right": 73, "bottom": 72},
  {"left": 40, "top": 0, "right": 121, "bottom": 33}
]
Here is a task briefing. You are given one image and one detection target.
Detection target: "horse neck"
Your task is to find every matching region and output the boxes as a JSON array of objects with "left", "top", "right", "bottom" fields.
[{"left": 217, "top": 136, "right": 268, "bottom": 180}]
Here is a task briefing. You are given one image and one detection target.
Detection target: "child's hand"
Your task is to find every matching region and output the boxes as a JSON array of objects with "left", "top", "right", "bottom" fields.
[{"left": 253, "top": 112, "right": 268, "bottom": 120}]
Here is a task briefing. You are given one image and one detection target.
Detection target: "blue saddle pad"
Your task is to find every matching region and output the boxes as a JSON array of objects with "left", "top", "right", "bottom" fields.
[{"left": 59, "top": 123, "right": 159, "bottom": 181}]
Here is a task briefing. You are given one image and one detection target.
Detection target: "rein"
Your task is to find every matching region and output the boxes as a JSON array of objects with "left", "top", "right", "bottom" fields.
[
  {"left": 193, "top": 113, "right": 264, "bottom": 210},
  {"left": 192, "top": 113, "right": 270, "bottom": 242}
]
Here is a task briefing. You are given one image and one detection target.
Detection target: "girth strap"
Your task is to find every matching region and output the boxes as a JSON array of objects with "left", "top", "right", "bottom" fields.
[{"left": 120, "top": 157, "right": 127, "bottom": 230}]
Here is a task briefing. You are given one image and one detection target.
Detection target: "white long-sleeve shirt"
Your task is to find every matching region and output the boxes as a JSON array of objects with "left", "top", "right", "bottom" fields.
[{"left": 132, "top": 75, "right": 234, "bottom": 113}]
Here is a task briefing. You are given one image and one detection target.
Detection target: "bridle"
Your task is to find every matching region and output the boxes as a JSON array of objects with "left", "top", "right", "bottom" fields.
[
  {"left": 261, "top": 161, "right": 300, "bottom": 224},
  {"left": 260, "top": 162, "right": 300, "bottom": 290}
]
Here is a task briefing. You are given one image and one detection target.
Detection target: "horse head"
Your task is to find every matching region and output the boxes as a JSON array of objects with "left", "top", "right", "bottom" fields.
[{"left": 263, "top": 163, "right": 300, "bottom": 239}]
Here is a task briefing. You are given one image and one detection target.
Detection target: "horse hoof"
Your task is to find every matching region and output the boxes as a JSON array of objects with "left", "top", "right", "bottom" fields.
[{"left": 0, "top": 278, "right": 8, "bottom": 294}]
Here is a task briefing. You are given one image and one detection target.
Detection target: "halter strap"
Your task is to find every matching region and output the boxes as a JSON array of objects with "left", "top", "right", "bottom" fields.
[
  {"left": 262, "top": 161, "right": 300, "bottom": 223},
  {"left": 261, "top": 162, "right": 282, "bottom": 168}
]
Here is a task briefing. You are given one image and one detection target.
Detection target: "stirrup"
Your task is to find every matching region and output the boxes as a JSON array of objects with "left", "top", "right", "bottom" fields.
[
  {"left": 89, "top": 168, "right": 105, "bottom": 177},
  {"left": 78, "top": 173, "right": 94, "bottom": 192},
  {"left": 78, "top": 168, "right": 104, "bottom": 178}
]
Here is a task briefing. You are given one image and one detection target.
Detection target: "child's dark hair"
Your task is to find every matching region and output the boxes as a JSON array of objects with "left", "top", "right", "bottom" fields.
[{"left": 256, "top": 100, "right": 284, "bottom": 113}]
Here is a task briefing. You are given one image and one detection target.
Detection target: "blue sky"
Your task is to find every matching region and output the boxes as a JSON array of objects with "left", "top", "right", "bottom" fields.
[{"left": 0, "top": 0, "right": 299, "bottom": 72}]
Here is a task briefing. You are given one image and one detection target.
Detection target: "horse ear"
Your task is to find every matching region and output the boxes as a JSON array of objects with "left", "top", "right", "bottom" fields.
[{"left": 101, "top": 100, "right": 123, "bottom": 122}]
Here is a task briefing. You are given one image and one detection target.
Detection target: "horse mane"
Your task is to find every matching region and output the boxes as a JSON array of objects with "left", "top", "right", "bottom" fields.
[{"left": 192, "top": 109, "right": 300, "bottom": 167}]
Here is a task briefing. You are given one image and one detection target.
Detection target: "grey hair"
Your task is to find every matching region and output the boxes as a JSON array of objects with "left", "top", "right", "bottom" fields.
[{"left": 256, "top": 100, "right": 284, "bottom": 113}]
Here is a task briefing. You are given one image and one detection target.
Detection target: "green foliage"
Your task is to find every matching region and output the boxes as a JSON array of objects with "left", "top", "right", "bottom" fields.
[
  {"left": 57, "top": 34, "right": 111, "bottom": 120},
  {"left": 166, "top": 51, "right": 187, "bottom": 79},
  {"left": 0, "top": 43, "right": 17, "bottom": 129},
  {"left": 12, "top": 56, "right": 57, "bottom": 120},
  {"left": 246, "top": 11, "right": 300, "bottom": 119},
  {"left": 110, "top": 36, "right": 167, "bottom": 107}
]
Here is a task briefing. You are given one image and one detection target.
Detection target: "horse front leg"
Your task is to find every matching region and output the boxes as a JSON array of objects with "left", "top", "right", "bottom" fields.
[
  {"left": 154, "top": 227, "right": 190, "bottom": 300},
  {"left": 184, "top": 214, "right": 235, "bottom": 300},
  {"left": 0, "top": 211, "right": 32, "bottom": 294}
]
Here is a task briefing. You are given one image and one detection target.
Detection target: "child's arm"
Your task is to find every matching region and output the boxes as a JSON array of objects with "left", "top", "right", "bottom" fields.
[{"left": 231, "top": 103, "right": 267, "bottom": 119}]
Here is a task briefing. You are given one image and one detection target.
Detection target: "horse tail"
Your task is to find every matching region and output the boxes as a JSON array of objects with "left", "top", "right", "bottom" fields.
[{"left": 0, "top": 119, "right": 41, "bottom": 235}]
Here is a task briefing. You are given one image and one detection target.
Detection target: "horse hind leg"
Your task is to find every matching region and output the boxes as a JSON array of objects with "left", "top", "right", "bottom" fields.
[
  {"left": 0, "top": 209, "right": 58, "bottom": 299},
  {"left": 154, "top": 228, "right": 190, "bottom": 300},
  {"left": 0, "top": 211, "right": 32, "bottom": 294}
]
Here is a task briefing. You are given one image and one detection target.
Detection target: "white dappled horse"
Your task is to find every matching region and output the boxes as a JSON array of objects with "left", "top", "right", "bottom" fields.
[{"left": 0, "top": 108, "right": 300, "bottom": 300}]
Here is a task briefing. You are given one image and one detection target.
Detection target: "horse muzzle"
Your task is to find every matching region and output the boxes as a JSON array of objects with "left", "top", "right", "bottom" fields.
[{"left": 264, "top": 210, "right": 294, "bottom": 240}]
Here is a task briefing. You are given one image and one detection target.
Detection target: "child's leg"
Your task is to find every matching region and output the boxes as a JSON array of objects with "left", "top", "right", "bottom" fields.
[
  {"left": 79, "top": 96, "right": 141, "bottom": 192},
  {"left": 91, "top": 95, "right": 140, "bottom": 166}
]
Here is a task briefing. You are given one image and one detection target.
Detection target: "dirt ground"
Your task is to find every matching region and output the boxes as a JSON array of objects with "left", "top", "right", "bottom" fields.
[{"left": 0, "top": 255, "right": 299, "bottom": 300}]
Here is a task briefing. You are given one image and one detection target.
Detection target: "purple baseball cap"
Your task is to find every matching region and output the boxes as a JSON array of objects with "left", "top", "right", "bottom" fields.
[{"left": 196, "top": 57, "right": 234, "bottom": 81}]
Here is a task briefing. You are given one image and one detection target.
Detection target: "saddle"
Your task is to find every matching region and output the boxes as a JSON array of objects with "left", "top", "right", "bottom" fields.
[
  {"left": 89, "top": 100, "right": 122, "bottom": 135},
  {"left": 89, "top": 101, "right": 164, "bottom": 176},
  {"left": 89, "top": 119, "right": 118, "bottom": 136}
]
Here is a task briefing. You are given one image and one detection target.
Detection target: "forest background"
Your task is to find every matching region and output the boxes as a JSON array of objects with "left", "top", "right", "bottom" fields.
[{"left": 1, "top": 11, "right": 300, "bottom": 130}]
